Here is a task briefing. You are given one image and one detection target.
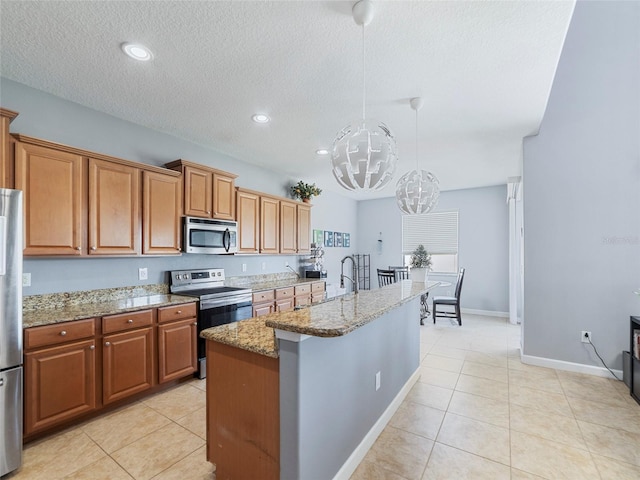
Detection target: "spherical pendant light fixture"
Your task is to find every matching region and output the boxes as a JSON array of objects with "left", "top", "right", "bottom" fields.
[
  {"left": 331, "top": 0, "right": 398, "bottom": 191},
  {"left": 395, "top": 97, "right": 440, "bottom": 214}
]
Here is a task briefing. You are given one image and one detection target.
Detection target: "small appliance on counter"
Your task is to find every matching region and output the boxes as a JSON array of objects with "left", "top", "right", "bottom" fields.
[{"left": 304, "top": 270, "right": 327, "bottom": 279}]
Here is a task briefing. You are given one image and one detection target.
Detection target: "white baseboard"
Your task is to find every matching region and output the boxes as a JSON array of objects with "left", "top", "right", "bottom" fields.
[
  {"left": 521, "top": 353, "right": 623, "bottom": 380},
  {"left": 461, "top": 308, "right": 509, "bottom": 318},
  {"left": 332, "top": 368, "right": 421, "bottom": 480}
]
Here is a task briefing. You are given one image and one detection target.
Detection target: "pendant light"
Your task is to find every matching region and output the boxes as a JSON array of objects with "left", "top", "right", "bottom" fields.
[
  {"left": 395, "top": 97, "right": 440, "bottom": 214},
  {"left": 331, "top": 0, "right": 398, "bottom": 191}
]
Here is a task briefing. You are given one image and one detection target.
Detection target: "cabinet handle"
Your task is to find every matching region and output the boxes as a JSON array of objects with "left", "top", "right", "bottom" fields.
[
  {"left": 127, "top": 319, "right": 134, "bottom": 324},
  {"left": 89, "top": 345, "right": 95, "bottom": 350},
  {"left": 105, "top": 342, "right": 111, "bottom": 346},
  {"left": 206, "top": 210, "right": 211, "bottom": 214},
  {"left": 193, "top": 322, "right": 197, "bottom": 326},
  {"left": 177, "top": 310, "right": 182, "bottom": 314},
  {"left": 75, "top": 246, "right": 81, "bottom": 251},
  {"left": 91, "top": 246, "right": 97, "bottom": 251},
  {"left": 60, "top": 330, "right": 67, "bottom": 336}
]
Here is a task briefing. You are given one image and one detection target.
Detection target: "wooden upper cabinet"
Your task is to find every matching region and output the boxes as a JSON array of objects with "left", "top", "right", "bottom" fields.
[
  {"left": 143, "top": 171, "right": 181, "bottom": 255},
  {"left": 89, "top": 158, "right": 140, "bottom": 255},
  {"left": 297, "top": 204, "right": 311, "bottom": 254},
  {"left": 280, "top": 200, "right": 297, "bottom": 254},
  {"left": 184, "top": 165, "right": 212, "bottom": 217},
  {"left": 260, "top": 196, "right": 280, "bottom": 254},
  {"left": 213, "top": 172, "right": 236, "bottom": 220},
  {"left": 0, "top": 108, "right": 18, "bottom": 189},
  {"left": 14, "top": 141, "right": 85, "bottom": 255},
  {"left": 165, "top": 159, "right": 237, "bottom": 220},
  {"left": 236, "top": 188, "right": 260, "bottom": 253}
]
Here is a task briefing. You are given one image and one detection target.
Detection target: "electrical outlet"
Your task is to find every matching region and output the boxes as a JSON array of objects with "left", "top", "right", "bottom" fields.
[
  {"left": 242, "top": 263, "right": 247, "bottom": 272},
  {"left": 138, "top": 268, "right": 148, "bottom": 280},
  {"left": 262, "top": 262, "right": 266, "bottom": 271},
  {"left": 375, "top": 371, "right": 381, "bottom": 391},
  {"left": 285, "top": 261, "right": 289, "bottom": 268},
  {"left": 22, "top": 273, "right": 31, "bottom": 287},
  {"left": 581, "top": 331, "right": 591, "bottom": 343}
]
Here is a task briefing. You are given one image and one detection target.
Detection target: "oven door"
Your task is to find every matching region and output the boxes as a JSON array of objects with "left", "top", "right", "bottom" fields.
[{"left": 196, "top": 300, "right": 252, "bottom": 378}]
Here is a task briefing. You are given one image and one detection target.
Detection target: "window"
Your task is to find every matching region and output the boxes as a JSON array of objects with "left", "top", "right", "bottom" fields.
[{"left": 402, "top": 210, "right": 459, "bottom": 274}]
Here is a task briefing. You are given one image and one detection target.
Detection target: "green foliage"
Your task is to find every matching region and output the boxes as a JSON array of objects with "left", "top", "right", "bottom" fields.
[
  {"left": 290, "top": 181, "right": 322, "bottom": 201},
  {"left": 410, "top": 244, "right": 432, "bottom": 269}
]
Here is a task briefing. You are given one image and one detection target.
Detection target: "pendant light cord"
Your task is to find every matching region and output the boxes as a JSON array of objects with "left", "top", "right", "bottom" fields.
[
  {"left": 362, "top": 23, "right": 366, "bottom": 121},
  {"left": 415, "top": 108, "right": 419, "bottom": 170}
]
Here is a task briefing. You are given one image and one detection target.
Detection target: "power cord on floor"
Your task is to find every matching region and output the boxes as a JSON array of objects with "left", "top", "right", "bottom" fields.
[{"left": 585, "top": 335, "right": 622, "bottom": 381}]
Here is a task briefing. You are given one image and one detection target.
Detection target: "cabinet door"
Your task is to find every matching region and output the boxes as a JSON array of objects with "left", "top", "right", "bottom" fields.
[
  {"left": 297, "top": 204, "right": 311, "bottom": 253},
  {"left": 260, "top": 196, "right": 280, "bottom": 254},
  {"left": 103, "top": 327, "right": 154, "bottom": 404},
  {"left": 213, "top": 173, "right": 235, "bottom": 220},
  {"left": 294, "top": 295, "right": 311, "bottom": 307},
  {"left": 14, "top": 142, "right": 84, "bottom": 255},
  {"left": 0, "top": 108, "right": 18, "bottom": 189},
  {"left": 253, "top": 303, "right": 274, "bottom": 317},
  {"left": 275, "top": 298, "right": 294, "bottom": 313},
  {"left": 237, "top": 190, "right": 260, "bottom": 253},
  {"left": 24, "top": 339, "right": 96, "bottom": 435},
  {"left": 89, "top": 158, "right": 140, "bottom": 255},
  {"left": 184, "top": 166, "right": 212, "bottom": 218},
  {"left": 158, "top": 318, "right": 197, "bottom": 383},
  {"left": 280, "top": 201, "right": 297, "bottom": 254},
  {"left": 143, "top": 171, "right": 182, "bottom": 255}
]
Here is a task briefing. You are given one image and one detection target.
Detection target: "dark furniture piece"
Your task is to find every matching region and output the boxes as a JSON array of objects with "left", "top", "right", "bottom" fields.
[
  {"left": 377, "top": 269, "right": 396, "bottom": 288},
  {"left": 389, "top": 266, "right": 409, "bottom": 281},
  {"left": 432, "top": 268, "right": 465, "bottom": 326},
  {"left": 630, "top": 316, "right": 640, "bottom": 405}
]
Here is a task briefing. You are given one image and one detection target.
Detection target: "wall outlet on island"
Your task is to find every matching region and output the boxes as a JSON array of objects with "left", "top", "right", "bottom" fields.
[
  {"left": 375, "top": 371, "right": 381, "bottom": 391},
  {"left": 138, "top": 268, "right": 148, "bottom": 281}
]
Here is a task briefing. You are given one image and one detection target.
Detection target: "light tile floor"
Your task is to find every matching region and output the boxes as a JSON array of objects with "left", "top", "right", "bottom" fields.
[
  {"left": 352, "top": 314, "right": 640, "bottom": 480},
  {"left": 9, "top": 314, "right": 640, "bottom": 479}
]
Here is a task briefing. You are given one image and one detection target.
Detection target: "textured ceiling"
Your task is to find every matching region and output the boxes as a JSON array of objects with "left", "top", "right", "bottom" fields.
[{"left": 0, "top": 0, "right": 575, "bottom": 199}]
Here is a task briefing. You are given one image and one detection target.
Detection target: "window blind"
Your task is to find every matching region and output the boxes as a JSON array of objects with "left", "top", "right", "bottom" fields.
[{"left": 402, "top": 210, "right": 459, "bottom": 254}]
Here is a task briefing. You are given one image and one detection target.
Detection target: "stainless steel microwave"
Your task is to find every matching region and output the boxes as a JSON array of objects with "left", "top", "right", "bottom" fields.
[{"left": 183, "top": 217, "right": 238, "bottom": 254}]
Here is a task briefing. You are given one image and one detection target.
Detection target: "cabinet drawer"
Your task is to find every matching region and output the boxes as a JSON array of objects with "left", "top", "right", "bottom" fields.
[
  {"left": 295, "top": 295, "right": 311, "bottom": 307},
  {"left": 311, "top": 282, "right": 325, "bottom": 293},
  {"left": 253, "top": 290, "right": 275, "bottom": 304},
  {"left": 312, "top": 293, "right": 325, "bottom": 303},
  {"left": 294, "top": 284, "right": 311, "bottom": 295},
  {"left": 25, "top": 318, "right": 96, "bottom": 350},
  {"left": 102, "top": 309, "right": 153, "bottom": 334},
  {"left": 157, "top": 303, "right": 197, "bottom": 324},
  {"left": 275, "top": 287, "right": 294, "bottom": 299}
]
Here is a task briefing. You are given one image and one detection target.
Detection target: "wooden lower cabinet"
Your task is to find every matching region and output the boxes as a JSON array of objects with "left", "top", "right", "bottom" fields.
[
  {"left": 158, "top": 318, "right": 197, "bottom": 383},
  {"left": 24, "top": 339, "right": 96, "bottom": 435},
  {"left": 102, "top": 327, "right": 154, "bottom": 404},
  {"left": 207, "top": 341, "right": 279, "bottom": 480},
  {"left": 253, "top": 302, "right": 274, "bottom": 317}
]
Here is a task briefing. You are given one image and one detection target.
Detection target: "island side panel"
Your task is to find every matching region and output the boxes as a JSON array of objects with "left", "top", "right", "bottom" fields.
[
  {"left": 279, "top": 298, "right": 420, "bottom": 479},
  {"left": 206, "top": 340, "right": 279, "bottom": 480}
]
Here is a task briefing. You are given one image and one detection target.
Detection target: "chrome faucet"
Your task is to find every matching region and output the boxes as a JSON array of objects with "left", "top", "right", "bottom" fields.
[
  {"left": 286, "top": 264, "right": 301, "bottom": 279},
  {"left": 340, "top": 255, "right": 359, "bottom": 294}
]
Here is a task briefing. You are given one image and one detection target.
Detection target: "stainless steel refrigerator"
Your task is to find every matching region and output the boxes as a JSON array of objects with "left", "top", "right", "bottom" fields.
[{"left": 0, "top": 188, "right": 22, "bottom": 476}]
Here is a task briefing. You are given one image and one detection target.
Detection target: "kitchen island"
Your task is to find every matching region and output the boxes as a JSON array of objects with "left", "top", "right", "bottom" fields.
[{"left": 201, "top": 280, "right": 439, "bottom": 480}]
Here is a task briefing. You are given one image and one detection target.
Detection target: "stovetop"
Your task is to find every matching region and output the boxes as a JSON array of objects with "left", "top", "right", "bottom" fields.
[
  {"left": 169, "top": 268, "right": 251, "bottom": 299},
  {"left": 174, "top": 285, "right": 252, "bottom": 299}
]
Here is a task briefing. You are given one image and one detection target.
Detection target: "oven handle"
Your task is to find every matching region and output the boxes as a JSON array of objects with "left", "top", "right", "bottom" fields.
[
  {"left": 223, "top": 228, "right": 231, "bottom": 252},
  {"left": 200, "top": 294, "right": 252, "bottom": 310}
]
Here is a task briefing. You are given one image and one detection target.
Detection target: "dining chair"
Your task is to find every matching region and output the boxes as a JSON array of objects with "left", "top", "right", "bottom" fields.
[
  {"left": 432, "top": 268, "right": 465, "bottom": 326},
  {"left": 377, "top": 269, "right": 396, "bottom": 288},
  {"left": 388, "top": 266, "right": 409, "bottom": 281}
]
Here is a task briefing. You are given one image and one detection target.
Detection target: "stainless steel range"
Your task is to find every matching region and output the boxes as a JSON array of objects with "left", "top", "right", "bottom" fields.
[{"left": 170, "top": 268, "right": 252, "bottom": 379}]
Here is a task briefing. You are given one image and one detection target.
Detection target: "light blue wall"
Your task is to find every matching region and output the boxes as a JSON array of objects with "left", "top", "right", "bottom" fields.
[
  {"left": 356, "top": 185, "right": 509, "bottom": 313},
  {"left": 0, "top": 78, "right": 358, "bottom": 294},
  {"left": 523, "top": 1, "right": 640, "bottom": 369}
]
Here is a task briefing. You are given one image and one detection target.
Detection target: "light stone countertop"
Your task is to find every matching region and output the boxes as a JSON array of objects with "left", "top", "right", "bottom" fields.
[
  {"left": 23, "top": 294, "right": 198, "bottom": 329},
  {"left": 200, "top": 280, "right": 438, "bottom": 358}
]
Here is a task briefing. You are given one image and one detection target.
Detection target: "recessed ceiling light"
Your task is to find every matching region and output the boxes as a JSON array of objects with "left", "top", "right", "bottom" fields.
[
  {"left": 316, "top": 149, "right": 329, "bottom": 155},
  {"left": 121, "top": 43, "right": 153, "bottom": 61},
  {"left": 252, "top": 114, "right": 270, "bottom": 124}
]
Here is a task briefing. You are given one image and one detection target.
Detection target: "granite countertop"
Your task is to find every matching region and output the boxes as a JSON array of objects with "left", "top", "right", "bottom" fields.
[
  {"left": 247, "top": 277, "right": 321, "bottom": 292},
  {"left": 200, "top": 316, "right": 278, "bottom": 358},
  {"left": 200, "top": 280, "right": 438, "bottom": 358},
  {"left": 23, "top": 294, "right": 197, "bottom": 329}
]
